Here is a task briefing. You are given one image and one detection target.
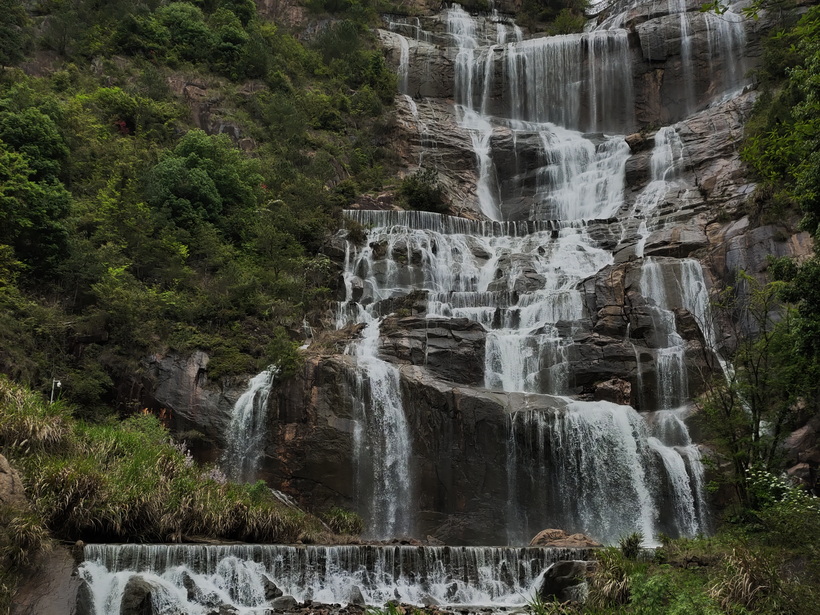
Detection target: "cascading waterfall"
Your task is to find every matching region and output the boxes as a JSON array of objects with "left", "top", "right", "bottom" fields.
[
  {"left": 338, "top": 230, "right": 414, "bottom": 540},
  {"left": 349, "top": 318, "right": 413, "bottom": 540},
  {"left": 634, "top": 126, "right": 687, "bottom": 257},
  {"left": 220, "top": 367, "right": 278, "bottom": 483},
  {"left": 72, "top": 1, "right": 757, "bottom": 609},
  {"left": 79, "top": 544, "right": 593, "bottom": 611},
  {"left": 370, "top": 5, "right": 720, "bottom": 546}
]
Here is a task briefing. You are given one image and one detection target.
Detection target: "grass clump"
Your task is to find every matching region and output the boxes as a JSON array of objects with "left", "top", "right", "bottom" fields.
[
  {"left": 322, "top": 506, "right": 364, "bottom": 535},
  {"left": 0, "top": 376, "right": 326, "bottom": 549}
]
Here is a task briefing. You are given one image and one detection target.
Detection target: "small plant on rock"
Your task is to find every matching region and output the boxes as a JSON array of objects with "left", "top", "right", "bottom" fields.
[{"left": 619, "top": 531, "right": 643, "bottom": 560}]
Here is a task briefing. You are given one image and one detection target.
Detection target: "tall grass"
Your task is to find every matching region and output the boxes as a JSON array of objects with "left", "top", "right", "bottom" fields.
[{"left": 0, "top": 377, "right": 325, "bottom": 548}]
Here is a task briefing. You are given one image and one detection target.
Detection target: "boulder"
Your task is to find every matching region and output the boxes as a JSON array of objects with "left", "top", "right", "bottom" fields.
[
  {"left": 0, "top": 454, "right": 25, "bottom": 508},
  {"left": 594, "top": 378, "right": 632, "bottom": 406},
  {"left": 537, "top": 560, "right": 598, "bottom": 604},
  {"left": 529, "top": 529, "right": 602, "bottom": 548},
  {"left": 347, "top": 585, "right": 366, "bottom": 606},
  {"left": 270, "top": 595, "right": 298, "bottom": 611},
  {"left": 75, "top": 580, "right": 95, "bottom": 615},
  {"left": 119, "top": 575, "right": 156, "bottom": 615},
  {"left": 262, "top": 575, "right": 283, "bottom": 601}
]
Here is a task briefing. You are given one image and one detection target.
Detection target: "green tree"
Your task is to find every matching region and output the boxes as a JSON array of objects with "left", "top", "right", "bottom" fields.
[
  {"left": 156, "top": 2, "right": 216, "bottom": 64},
  {"left": 698, "top": 273, "right": 810, "bottom": 506},
  {"left": 0, "top": 142, "right": 71, "bottom": 278},
  {"left": 0, "top": 108, "right": 69, "bottom": 181},
  {"left": 0, "top": 0, "right": 30, "bottom": 68},
  {"left": 144, "top": 130, "right": 262, "bottom": 239}
]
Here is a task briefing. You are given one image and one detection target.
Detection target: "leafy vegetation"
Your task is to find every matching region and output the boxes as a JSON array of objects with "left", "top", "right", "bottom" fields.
[
  {"left": 397, "top": 168, "right": 445, "bottom": 213},
  {"left": 519, "top": 0, "right": 589, "bottom": 33},
  {"left": 0, "top": 377, "right": 328, "bottom": 566},
  {"left": 0, "top": 0, "right": 400, "bottom": 415}
]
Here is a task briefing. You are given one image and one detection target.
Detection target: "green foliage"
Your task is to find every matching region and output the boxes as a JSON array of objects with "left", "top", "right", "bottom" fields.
[
  {"left": 619, "top": 531, "right": 643, "bottom": 560},
  {"left": 145, "top": 129, "right": 261, "bottom": 235},
  {"left": 0, "top": 0, "right": 393, "bottom": 402},
  {"left": 547, "top": 8, "right": 587, "bottom": 35},
  {"left": 0, "top": 378, "right": 328, "bottom": 544},
  {"left": 398, "top": 168, "right": 446, "bottom": 213},
  {"left": 587, "top": 548, "right": 632, "bottom": 608},
  {"left": 0, "top": 0, "right": 31, "bottom": 68},
  {"left": 741, "top": 6, "right": 820, "bottom": 235},
  {"left": 520, "top": 0, "right": 589, "bottom": 31},
  {"left": 0, "top": 141, "right": 70, "bottom": 279},
  {"left": 321, "top": 506, "right": 364, "bottom": 535},
  {"left": 526, "top": 594, "right": 576, "bottom": 614},
  {"left": 697, "top": 272, "right": 813, "bottom": 506}
]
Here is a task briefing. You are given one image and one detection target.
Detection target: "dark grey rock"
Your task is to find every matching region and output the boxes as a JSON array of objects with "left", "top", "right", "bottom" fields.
[
  {"left": 74, "top": 579, "right": 94, "bottom": 615},
  {"left": 271, "top": 595, "right": 298, "bottom": 611},
  {"left": 119, "top": 575, "right": 155, "bottom": 615}
]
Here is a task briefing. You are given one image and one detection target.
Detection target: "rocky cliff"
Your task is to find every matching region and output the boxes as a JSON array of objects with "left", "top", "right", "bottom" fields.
[{"left": 143, "top": 1, "right": 816, "bottom": 544}]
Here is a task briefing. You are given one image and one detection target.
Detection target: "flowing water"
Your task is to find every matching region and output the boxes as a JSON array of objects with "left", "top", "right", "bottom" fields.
[
  {"left": 79, "top": 544, "right": 592, "bottom": 612},
  {"left": 220, "top": 368, "right": 278, "bottom": 483}
]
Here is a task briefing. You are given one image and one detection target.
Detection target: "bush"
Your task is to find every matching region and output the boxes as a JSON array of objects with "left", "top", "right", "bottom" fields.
[
  {"left": 619, "top": 531, "right": 644, "bottom": 560},
  {"left": 322, "top": 506, "right": 364, "bottom": 535},
  {"left": 398, "top": 168, "right": 446, "bottom": 213}
]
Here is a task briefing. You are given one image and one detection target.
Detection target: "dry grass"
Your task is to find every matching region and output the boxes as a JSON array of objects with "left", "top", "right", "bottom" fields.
[
  {"left": 0, "top": 376, "right": 71, "bottom": 453},
  {"left": 587, "top": 548, "right": 631, "bottom": 609},
  {"left": 708, "top": 547, "right": 781, "bottom": 612}
]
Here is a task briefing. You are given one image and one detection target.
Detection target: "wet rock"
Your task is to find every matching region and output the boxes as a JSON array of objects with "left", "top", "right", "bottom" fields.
[
  {"left": 529, "top": 529, "right": 602, "bottom": 548},
  {"left": 625, "top": 132, "right": 650, "bottom": 153},
  {"left": 263, "top": 575, "right": 283, "bottom": 601},
  {"left": 180, "top": 571, "right": 197, "bottom": 602},
  {"left": 537, "top": 560, "right": 597, "bottom": 604},
  {"left": 119, "top": 575, "right": 156, "bottom": 615},
  {"left": 75, "top": 580, "right": 94, "bottom": 615},
  {"left": 594, "top": 378, "right": 632, "bottom": 406},
  {"left": 271, "top": 595, "right": 298, "bottom": 611},
  {"left": 347, "top": 585, "right": 366, "bottom": 606},
  {"left": 137, "top": 350, "right": 239, "bottom": 446},
  {"left": 380, "top": 316, "right": 486, "bottom": 385}
]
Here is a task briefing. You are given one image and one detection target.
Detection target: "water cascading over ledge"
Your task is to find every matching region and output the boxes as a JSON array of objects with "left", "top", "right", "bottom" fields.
[{"left": 79, "top": 544, "right": 592, "bottom": 611}]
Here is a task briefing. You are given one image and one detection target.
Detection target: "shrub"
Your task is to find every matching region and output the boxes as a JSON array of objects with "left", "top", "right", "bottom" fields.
[
  {"left": 322, "top": 506, "right": 364, "bottom": 535},
  {"left": 619, "top": 531, "right": 643, "bottom": 560},
  {"left": 587, "top": 548, "right": 631, "bottom": 608},
  {"left": 398, "top": 168, "right": 446, "bottom": 213}
]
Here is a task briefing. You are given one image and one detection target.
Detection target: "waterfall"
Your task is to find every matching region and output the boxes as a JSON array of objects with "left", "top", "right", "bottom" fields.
[
  {"left": 338, "top": 2, "right": 743, "bottom": 547},
  {"left": 634, "top": 126, "right": 687, "bottom": 256},
  {"left": 503, "top": 31, "right": 635, "bottom": 132},
  {"left": 79, "top": 544, "right": 593, "bottom": 611},
  {"left": 507, "top": 401, "right": 708, "bottom": 544},
  {"left": 349, "top": 318, "right": 413, "bottom": 539},
  {"left": 220, "top": 368, "right": 277, "bottom": 483}
]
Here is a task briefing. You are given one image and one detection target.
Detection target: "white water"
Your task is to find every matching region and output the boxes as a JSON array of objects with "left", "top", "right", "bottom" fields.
[
  {"left": 220, "top": 368, "right": 278, "bottom": 483},
  {"left": 507, "top": 399, "right": 707, "bottom": 544},
  {"left": 634, "top": 126, "right": 687, "bottom": 256},
  {"left": 79, "top": 544, "right": 592, "bottom": 612},
  {"left": 349, "top": 317, "right": 413, "bottom": 539}
]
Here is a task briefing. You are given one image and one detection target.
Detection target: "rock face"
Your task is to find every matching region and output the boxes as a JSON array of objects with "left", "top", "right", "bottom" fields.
[
  {"left": 10, "top": 546, "right": 84, "bottom": 615},
  {"left": 530, "top": 529, "right": 603, "bottom": 548},
  {"left": 136, "top": 351, "right": 239, "bottom": 448},
  {"left": 0, "top": 454, "right": 25, "bottom": 508},
  {"left": 784, "top": 414, "right": 820, "bottom": 494},
  {"left": 537, "top": 560, "right": 598, "bottom": 604}
]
